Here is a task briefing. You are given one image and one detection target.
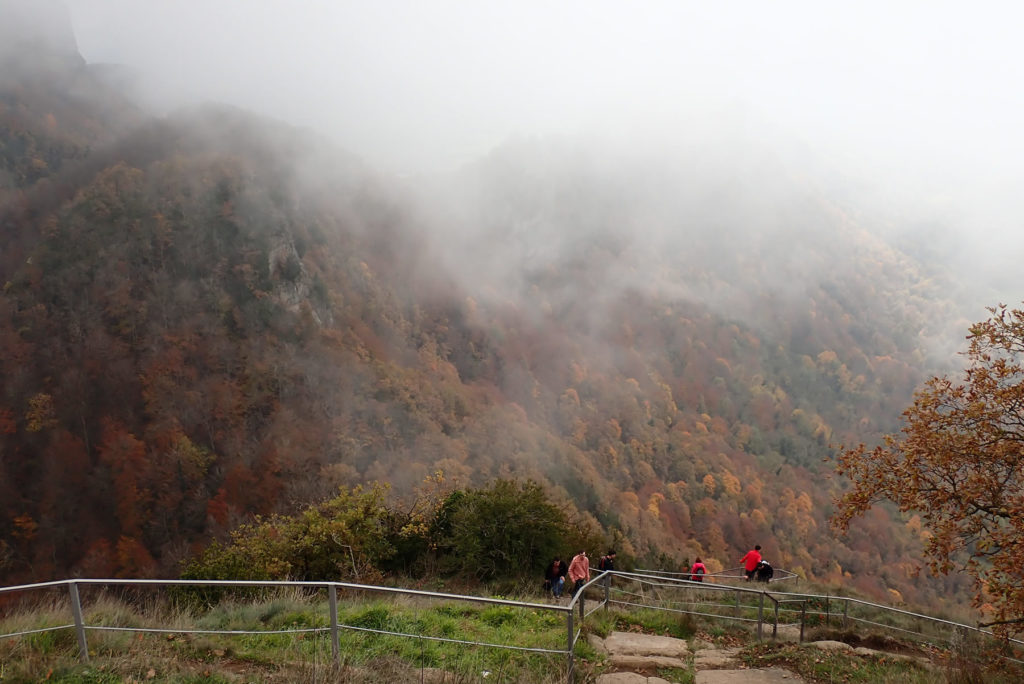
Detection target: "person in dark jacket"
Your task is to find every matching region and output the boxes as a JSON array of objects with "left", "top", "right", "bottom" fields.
[
  {"left": 598, "top": 550, "right": 616, "bottom": 572},
  {"left": 598, "top": 549, "right": 617, "bottom": 589},
  {"left": 544, "top": 557, "right": 568, "bottom": 597}
]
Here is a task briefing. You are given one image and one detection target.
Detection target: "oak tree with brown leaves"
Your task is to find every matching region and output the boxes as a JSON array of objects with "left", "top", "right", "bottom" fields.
[{"left": 834, "top": 304, "right": 1024, "bottom": 634}]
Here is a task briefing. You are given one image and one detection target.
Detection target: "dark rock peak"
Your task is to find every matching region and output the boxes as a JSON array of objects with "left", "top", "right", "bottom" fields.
[{"left": 0, "top": 0, "right": 85, "bottom": 69}]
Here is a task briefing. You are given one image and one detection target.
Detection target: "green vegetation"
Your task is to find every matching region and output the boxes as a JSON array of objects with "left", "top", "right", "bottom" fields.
[
  {"left": 742, "top": 642, "right": 938, "bottom": 683},
  {"left": 4, "top": 588, "right": 1023, "bottom": 683},
  {"left": 582, "top": 605, "right": 698, "bottom": 641},
  {"left": 0, "top": 590, "right": 570, "bottom": 683},
  {"left": 181, "top": 479, "right": 605, "bottom": 594},
  {"left": 441, "top": 480, "right": 568, "bottom": 580}
]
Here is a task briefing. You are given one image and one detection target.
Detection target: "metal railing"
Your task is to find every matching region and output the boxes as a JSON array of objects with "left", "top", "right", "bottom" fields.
[
  {"left": 618, "top": 569, "right": 1024, "bottom": 665},
  {"left": 635, "top": 565, "right": 799, "bottom": 585},
  {"left": 3, "top": 572, "right": 1024, "bottom": 679},
  {"left": 600, "top": 570, "right": 782, "bottom": 638},
  {"left": 0, "top": 578, "right": 578, "bottom": 682}
]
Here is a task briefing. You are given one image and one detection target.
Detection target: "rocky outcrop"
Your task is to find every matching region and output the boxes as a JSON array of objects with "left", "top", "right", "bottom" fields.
[{"left": 0, "top": 0, "right": 84, "bottom": 69}]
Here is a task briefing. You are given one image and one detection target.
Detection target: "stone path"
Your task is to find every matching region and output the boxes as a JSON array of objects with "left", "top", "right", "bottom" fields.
[
  {"left": 590, "top": 630, "right": 935, "bottom": 683},
  {"left": 695, "top": 670, "right": 801, "bottom": 683},
  {"left": 592, "top": 631, "right": 806, "bottom": 684}
]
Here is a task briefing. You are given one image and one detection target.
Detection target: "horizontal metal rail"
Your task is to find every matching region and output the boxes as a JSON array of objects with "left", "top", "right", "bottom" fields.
[
  {"left": 613, "top": 572, "right": 775, "bottom": 602},
  {"left": 0, "top": 578, "right": 573, "bottom": 680},
  {"left": 1, "top": 623, "right": 76, "bottom": 639},
  {"left": 633, "top": 566, "right": 798, "bottom": 583},
  {"left": 766, "top": 590, "right": 1024, "bottom": 648},
  {"left": 0, "top": 578, "right": 566, "bottom": 613},
  {"left": 610, "top": 598, "right": 759, "bottom": 624},
  {"left": 88, "top": 624, "right": 328, "bottom": 636},
  {"left": 3, "top": 573, "right": 1024, "bottom": 680},
  {"left": 335, "top": 622, "right": 567, "bottom": 655}
]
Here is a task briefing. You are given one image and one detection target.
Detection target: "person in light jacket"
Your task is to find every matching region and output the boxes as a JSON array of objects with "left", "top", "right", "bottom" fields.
[{"left": 568, "top": 550, "right": 590, "bottom": 596}]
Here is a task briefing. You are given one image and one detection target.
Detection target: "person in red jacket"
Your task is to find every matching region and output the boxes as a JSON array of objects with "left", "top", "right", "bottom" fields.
[
  {"left": 690, "top": 557, "right": 707, "bottom": 582},
  {"left": 740, "top": 545, "right": 762, "bottom": 581},
  {"left": 568, "top": 550, "right": 590, "bottom": 596}
]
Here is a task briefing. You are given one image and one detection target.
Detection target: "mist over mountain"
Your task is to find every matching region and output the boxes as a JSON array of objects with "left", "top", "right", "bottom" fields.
[{"left": 0, "top": 3, "right": 1000, "bottom": 614}]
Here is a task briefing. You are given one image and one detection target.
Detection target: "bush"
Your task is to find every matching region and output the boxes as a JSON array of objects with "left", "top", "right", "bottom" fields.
[
  {"left": 180, "top": 484, "right": 394, "bottom": 584},
  {"left": 441, "top": 480, "right": 567, "bottom": 581}
]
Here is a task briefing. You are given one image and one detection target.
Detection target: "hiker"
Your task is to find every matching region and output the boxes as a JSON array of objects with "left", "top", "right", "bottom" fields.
[
  {"left": 740, "top": 545, "right": 762, "bottom": 581},
  {"left": 755, "top": 559, "right": 773, "bottom": 583},
  {"left": 544, "top": 557, "right": 567, "bottom": 597},
  {"left": 598, "top": 549, "right": 616, "bottom": 589},
  {"left": 568, "top": 550, "right": 590, "bottom": 596},
  {"left": 598, "top": 549, "right": 616, "bottom": 573},
  {"left": 690, "top": 557, "right": 707, "bottom": 582}
]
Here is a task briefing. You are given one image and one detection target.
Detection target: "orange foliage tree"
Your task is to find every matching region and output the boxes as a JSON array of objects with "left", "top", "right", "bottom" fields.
[{"left": 834, "top": 304, "right": 1024, "bottom": 634}]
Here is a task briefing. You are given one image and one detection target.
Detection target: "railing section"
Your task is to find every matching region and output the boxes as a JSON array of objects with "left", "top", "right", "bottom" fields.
[
  {"left": 0, "top": 578, "right": 575, "bottom": 682},
  {"left": 3, "top": 573, "right": 1024, "bottom": 680}
]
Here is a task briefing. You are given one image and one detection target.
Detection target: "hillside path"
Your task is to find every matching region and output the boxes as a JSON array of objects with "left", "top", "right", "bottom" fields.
[{"left": 591, "top": 632, "right": 805, "bottom": 684}]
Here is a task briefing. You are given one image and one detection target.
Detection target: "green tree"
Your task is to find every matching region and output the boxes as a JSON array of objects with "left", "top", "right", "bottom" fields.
[
  {"left": 834, "top": 304, "right": 1024, "bottom": 635},
  {"left": 443, "top": 480, "right": 567, "bottom": 581}
]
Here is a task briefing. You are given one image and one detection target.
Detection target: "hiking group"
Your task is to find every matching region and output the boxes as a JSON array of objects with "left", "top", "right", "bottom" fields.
[
  {"left": 686, "top": 544, "right": 772, "bottom": 583},
  {"left": 544, "top": 549, "right": 616, "bottom": 599},
  {"left": 740, "top": 544, "right": 773, "bottom": 582},
  {"left": 545, "top": 544, "right": 773, "bottom": 600}
]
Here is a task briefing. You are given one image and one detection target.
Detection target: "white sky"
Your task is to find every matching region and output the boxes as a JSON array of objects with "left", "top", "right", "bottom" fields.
[
  {"left": 59, "top": 0, "right": 1024, "bottom": 288},
  {"left": 62, "top": 2, "right": 1022, "bottom": 168}
]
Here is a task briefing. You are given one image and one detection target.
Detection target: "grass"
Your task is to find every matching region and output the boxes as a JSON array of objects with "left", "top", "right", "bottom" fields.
[
  {"left": 4, "top": 581, "right": 1023, "bottom": 683},
  {"left": 741, "top": 641, "right": 937, "bottom": 683},
  {"left": 0, "top": 588, "right": 570, "bottom": 683}
]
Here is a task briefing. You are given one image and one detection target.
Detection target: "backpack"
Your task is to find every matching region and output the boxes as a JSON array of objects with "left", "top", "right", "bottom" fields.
[{"left": 598, "top": 556, "right": 607, "bottom": 571}]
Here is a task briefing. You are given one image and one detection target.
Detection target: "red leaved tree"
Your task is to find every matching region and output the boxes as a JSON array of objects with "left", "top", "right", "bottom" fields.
[{"left": 834, "top": 304, "right": 1024, "bottom": 635}]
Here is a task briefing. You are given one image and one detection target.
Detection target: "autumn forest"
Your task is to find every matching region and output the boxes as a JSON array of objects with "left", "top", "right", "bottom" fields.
[{"left": 0, "top": 12, "right": 988, "bottom": 618}]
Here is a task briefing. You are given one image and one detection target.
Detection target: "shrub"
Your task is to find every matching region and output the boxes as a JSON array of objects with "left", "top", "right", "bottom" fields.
[
  {"left": 441, "top": 480, "right": 567, "bottom": 581},
  {"left": 180, "top": 484, "right": 394, "bottom": 584}
]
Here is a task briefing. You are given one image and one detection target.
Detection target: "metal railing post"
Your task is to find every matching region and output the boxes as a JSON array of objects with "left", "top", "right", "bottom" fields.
[
  {"left": 773, "top": 600, "right": 779, "bottom": 639},
  {"left": 567, "top": 606, "right": 575, "bottom": 684},
  {"left": 757, "top": 592, "right": 764, "bottom": 642},
  {"left": 843, "top": 599, "right": 848, "bottom": 629},
  {"left": 68, "top": 581, "right": 89, "bottom": 663},
  {"left": 329, "top": 584, "right": 340, "bottom": 666},
  {"left": 800, "top": 601, "right": 806, "bottom": 643},
  {"left": 734, "top": 589, "right": 740, "bottom": 618},
  {"left": 603, "top": 572, "right": 610, "bottom": 610},
  {"left": 826, "top": 593, "right": 830, "bottom": 628}
]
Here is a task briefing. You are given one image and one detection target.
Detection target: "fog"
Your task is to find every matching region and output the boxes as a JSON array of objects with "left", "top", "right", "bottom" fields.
[{"left": 58, "top": 0, "right": 1024, "bottom": 303}]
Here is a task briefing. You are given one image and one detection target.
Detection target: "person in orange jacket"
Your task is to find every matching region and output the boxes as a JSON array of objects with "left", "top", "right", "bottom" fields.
[
  {"left": 740, "top": 545, "right": 762, "bottom": 581},
  {"left": 568, "top": 550, "right": 590, "bottom": 596}
]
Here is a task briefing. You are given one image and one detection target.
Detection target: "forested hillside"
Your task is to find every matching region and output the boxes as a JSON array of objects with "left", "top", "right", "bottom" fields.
[{"left": 0, "top": 21, "right": 976, "bottom": 612}]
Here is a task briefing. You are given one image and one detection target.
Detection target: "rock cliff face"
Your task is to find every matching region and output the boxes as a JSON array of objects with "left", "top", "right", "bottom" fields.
[{"left": 0, "top": 0, "right": 85, "bottom": 70}]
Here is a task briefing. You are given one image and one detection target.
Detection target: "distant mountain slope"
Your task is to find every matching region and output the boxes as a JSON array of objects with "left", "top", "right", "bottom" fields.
[{"left": 0, "top": 18, "right": 974, "bottom": 610}]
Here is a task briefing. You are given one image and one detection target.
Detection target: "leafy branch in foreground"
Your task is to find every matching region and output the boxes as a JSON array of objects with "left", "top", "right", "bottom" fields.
[{"left": 833, "top": 304, "right": 1024, "bottom": 636}]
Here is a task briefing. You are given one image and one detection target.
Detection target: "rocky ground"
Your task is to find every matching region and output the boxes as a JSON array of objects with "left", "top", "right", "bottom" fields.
[{"left": 587, "top": 629, "right": 934, "bottom": 683}]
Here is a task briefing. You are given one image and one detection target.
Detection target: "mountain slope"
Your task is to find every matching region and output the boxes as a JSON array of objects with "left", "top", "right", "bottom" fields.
[{"left": 0, "top": 22, "right": 975, "bottom": 611}]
